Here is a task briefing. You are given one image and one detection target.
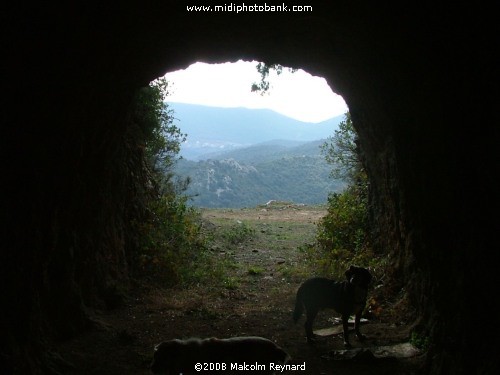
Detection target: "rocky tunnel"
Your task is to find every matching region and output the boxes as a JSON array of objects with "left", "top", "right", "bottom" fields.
[{"left": 3, "top": 3, "right": 496, "bottom": 374}]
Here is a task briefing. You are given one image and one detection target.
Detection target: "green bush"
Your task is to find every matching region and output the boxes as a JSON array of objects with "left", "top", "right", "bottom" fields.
[
  {"left": 129, "top": 78, "right": 231, "bottom": 287},
  {"left": 316, "top": 186, "right": 368, "bottom": 255},
  {"left": 219, "top": 221, "right": 256, "bottom": 245},
  {"left": 133, "top": 194, "right": 211, "bottom": 286},
  {"left": 304, "top": 111, "right": 388, "bottom": 278}
]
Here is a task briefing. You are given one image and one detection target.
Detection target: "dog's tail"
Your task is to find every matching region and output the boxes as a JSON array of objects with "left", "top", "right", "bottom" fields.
[{"left": 292, "top": 288, "right": 304, "bottom": 323}]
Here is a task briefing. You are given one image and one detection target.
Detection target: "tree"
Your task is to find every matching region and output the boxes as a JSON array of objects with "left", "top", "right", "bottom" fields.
[
  {"left": 251, "top": 62, "right": 297, "bottom": 95},
  {"left": 307, "top": 112, "right": 371, "bottom": 276},
  {"left": 320, "top": 112, "right": 364, "bottom": 185},
  {"left": 132, "top": 77, "right": 188, "bottom": 193}
]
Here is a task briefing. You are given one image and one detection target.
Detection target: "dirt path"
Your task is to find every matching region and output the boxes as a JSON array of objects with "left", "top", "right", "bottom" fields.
[{"left": 56, "top": 204, "right": 423, "bottom": 374}]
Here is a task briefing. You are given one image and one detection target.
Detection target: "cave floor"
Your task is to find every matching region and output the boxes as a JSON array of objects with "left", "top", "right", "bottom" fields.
[{"left": 56, "top": 204, "right": 424, "bottom": 374}]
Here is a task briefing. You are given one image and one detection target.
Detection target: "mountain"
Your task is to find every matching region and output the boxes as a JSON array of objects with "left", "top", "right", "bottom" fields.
[
  {"left": 174, "top": 140, "right": 346, "bottom": 208},
  {"left": 167, "top": 102, "right": 343, "bottom": 160}
]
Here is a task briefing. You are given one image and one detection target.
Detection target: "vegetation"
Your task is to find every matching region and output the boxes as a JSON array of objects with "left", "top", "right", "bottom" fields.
[
  {"left": 303, "top": 112, "right": 383, "bottom": 278},
  {"left": 202, "top": 203, "right": 323, "bottom": 287},
  {"left": 130, "top": 78, "right": 220, "bottom": 286},
  {"left": 133, "top": 77, "right": 186, "bottom": 185},
  {"left": 251, "top": 63, "right": 297, "bottom": 94},
  {"left": 217, "top": 221, "right": 256, "bottom": 245},
  {"left": 321, "top": 112, "right": 363, "bottom": 183},
  {"left": 175, "top": 142, "right": 345, "bottom": 208},
  {"left": 247, "top": 266, "right": 265, "bottom": 275}
]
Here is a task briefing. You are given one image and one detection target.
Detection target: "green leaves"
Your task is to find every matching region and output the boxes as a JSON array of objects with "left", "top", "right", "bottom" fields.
[
  {"left": 321, "top": 112, "right": 363, "bottom": 183},
  {"left": 251, "top": 62, "right": 297, "bottom": 95},
  {"left": 316, "top": 187, "right": 368, "bottom": 253},
  {"left": 130, "top": 77, "right": 208, "bottom": 286},
  {"left": 134, "top": 194, "right": 210, "bottom": 286},
  {"left": 133, "top": 77, "right": 187, "bottom": 192},
  {"left": 302, "top": 112, "right": 373, "bottom": 277}
]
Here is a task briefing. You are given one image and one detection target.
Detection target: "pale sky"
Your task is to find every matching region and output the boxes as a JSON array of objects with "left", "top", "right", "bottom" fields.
[{"left": 163, "top": 60, "right": 348, "bottom": 123}]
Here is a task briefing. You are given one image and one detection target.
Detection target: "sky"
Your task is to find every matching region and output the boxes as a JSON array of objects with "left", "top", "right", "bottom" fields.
[{"left": 163, "top": 60, "right": 348, "bottom": 123}]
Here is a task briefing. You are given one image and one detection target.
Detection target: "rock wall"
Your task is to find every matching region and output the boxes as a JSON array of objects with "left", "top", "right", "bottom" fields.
[{"left": 3, "top": 3, "right": 496, "bottom": 374}]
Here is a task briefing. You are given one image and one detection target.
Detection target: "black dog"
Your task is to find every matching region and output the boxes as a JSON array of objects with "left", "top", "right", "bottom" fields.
[{"left": 293, "top": 265, "right": 372, "bottom": 347}]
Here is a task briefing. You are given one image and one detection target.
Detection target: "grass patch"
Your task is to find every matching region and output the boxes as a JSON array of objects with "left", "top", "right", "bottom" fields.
[
  {"left": 278, "top": 263, "right": 311, "bottom": 283},
  {"left": 164, "top": 205, "right": 328, "bottom": 296},
  {"left": 247, "top": 266, "right": 265, "bottom": 275},
  {"left": 221, "top": 276, "right": 240, "bottom": 290}
]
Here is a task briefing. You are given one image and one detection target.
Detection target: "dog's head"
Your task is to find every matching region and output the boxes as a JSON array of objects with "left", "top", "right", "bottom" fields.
[{"left": 345, "top": 265, "right": 372, "bottom": 288}]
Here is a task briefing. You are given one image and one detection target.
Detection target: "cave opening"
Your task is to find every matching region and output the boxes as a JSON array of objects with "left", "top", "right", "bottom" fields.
[
  {"left": 94, "top": 56, "right": 418, "bottom": 371},
  {"left": 159, "top": 60, "right": 350, "bottom": 208}
]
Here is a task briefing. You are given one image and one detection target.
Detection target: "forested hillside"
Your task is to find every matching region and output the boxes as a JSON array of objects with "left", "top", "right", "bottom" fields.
[{"left": 174, "top": 140, "right": 345, "bottom": 207}]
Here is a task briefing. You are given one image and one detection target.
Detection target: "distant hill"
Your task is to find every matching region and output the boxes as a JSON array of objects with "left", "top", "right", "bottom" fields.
[
  {"left": 174, "top": 140, "right": 346, "bottom": 208},
  {"left": 167, "top": 102, "right": 343, "bottom": 160},
  {"left": 199, "top": 139, "right": 326, "bottom": 164}
]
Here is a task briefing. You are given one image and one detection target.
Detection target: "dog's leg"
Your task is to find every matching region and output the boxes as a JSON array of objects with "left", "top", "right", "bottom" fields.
[
  {"left": 354, "top": 310, "right": 366, "bottom": 342},
  {"left": 304, "top": 308, "right": 318, "bottom": 343},
  {"left": 341, "top": 314, "right": 352, "bottom": 348}
]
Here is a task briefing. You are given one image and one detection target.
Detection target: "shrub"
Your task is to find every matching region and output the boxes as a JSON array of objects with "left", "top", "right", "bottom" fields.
[
  {"left": 133, "top": 194, "right": 211, "bottom": 286},
  {"left": 129, "top": 78, "right": 228, "bottom": 287},
  {"left": 316, "top": 185, "right": 368, "bottom": 255},
  {"left": 304, "top": 111, "right": 388, "bottom": 278},
  {"left": 219, "top": 221, "right": 256, "bottom": 245}
]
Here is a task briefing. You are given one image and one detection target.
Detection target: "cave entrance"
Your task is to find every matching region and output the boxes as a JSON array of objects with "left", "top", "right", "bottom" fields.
[
  {"left": 159, "top": 60, "right": 349, "bottom": 209},
  {"left": 141, "top": 58, "right": 373, "bottom": 312},
  {"left": 118, "top": 59, "right": 415, "bottom": 375}
]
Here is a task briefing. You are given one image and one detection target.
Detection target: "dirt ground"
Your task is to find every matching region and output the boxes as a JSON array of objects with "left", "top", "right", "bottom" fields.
[{"left": 56, "top": 203, "right": 425, "bottom": 374}]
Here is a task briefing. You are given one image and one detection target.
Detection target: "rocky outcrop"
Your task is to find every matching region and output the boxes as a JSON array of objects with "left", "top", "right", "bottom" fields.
[{"left": 3, "top": 3, "right": 496, "bottom": 374}]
